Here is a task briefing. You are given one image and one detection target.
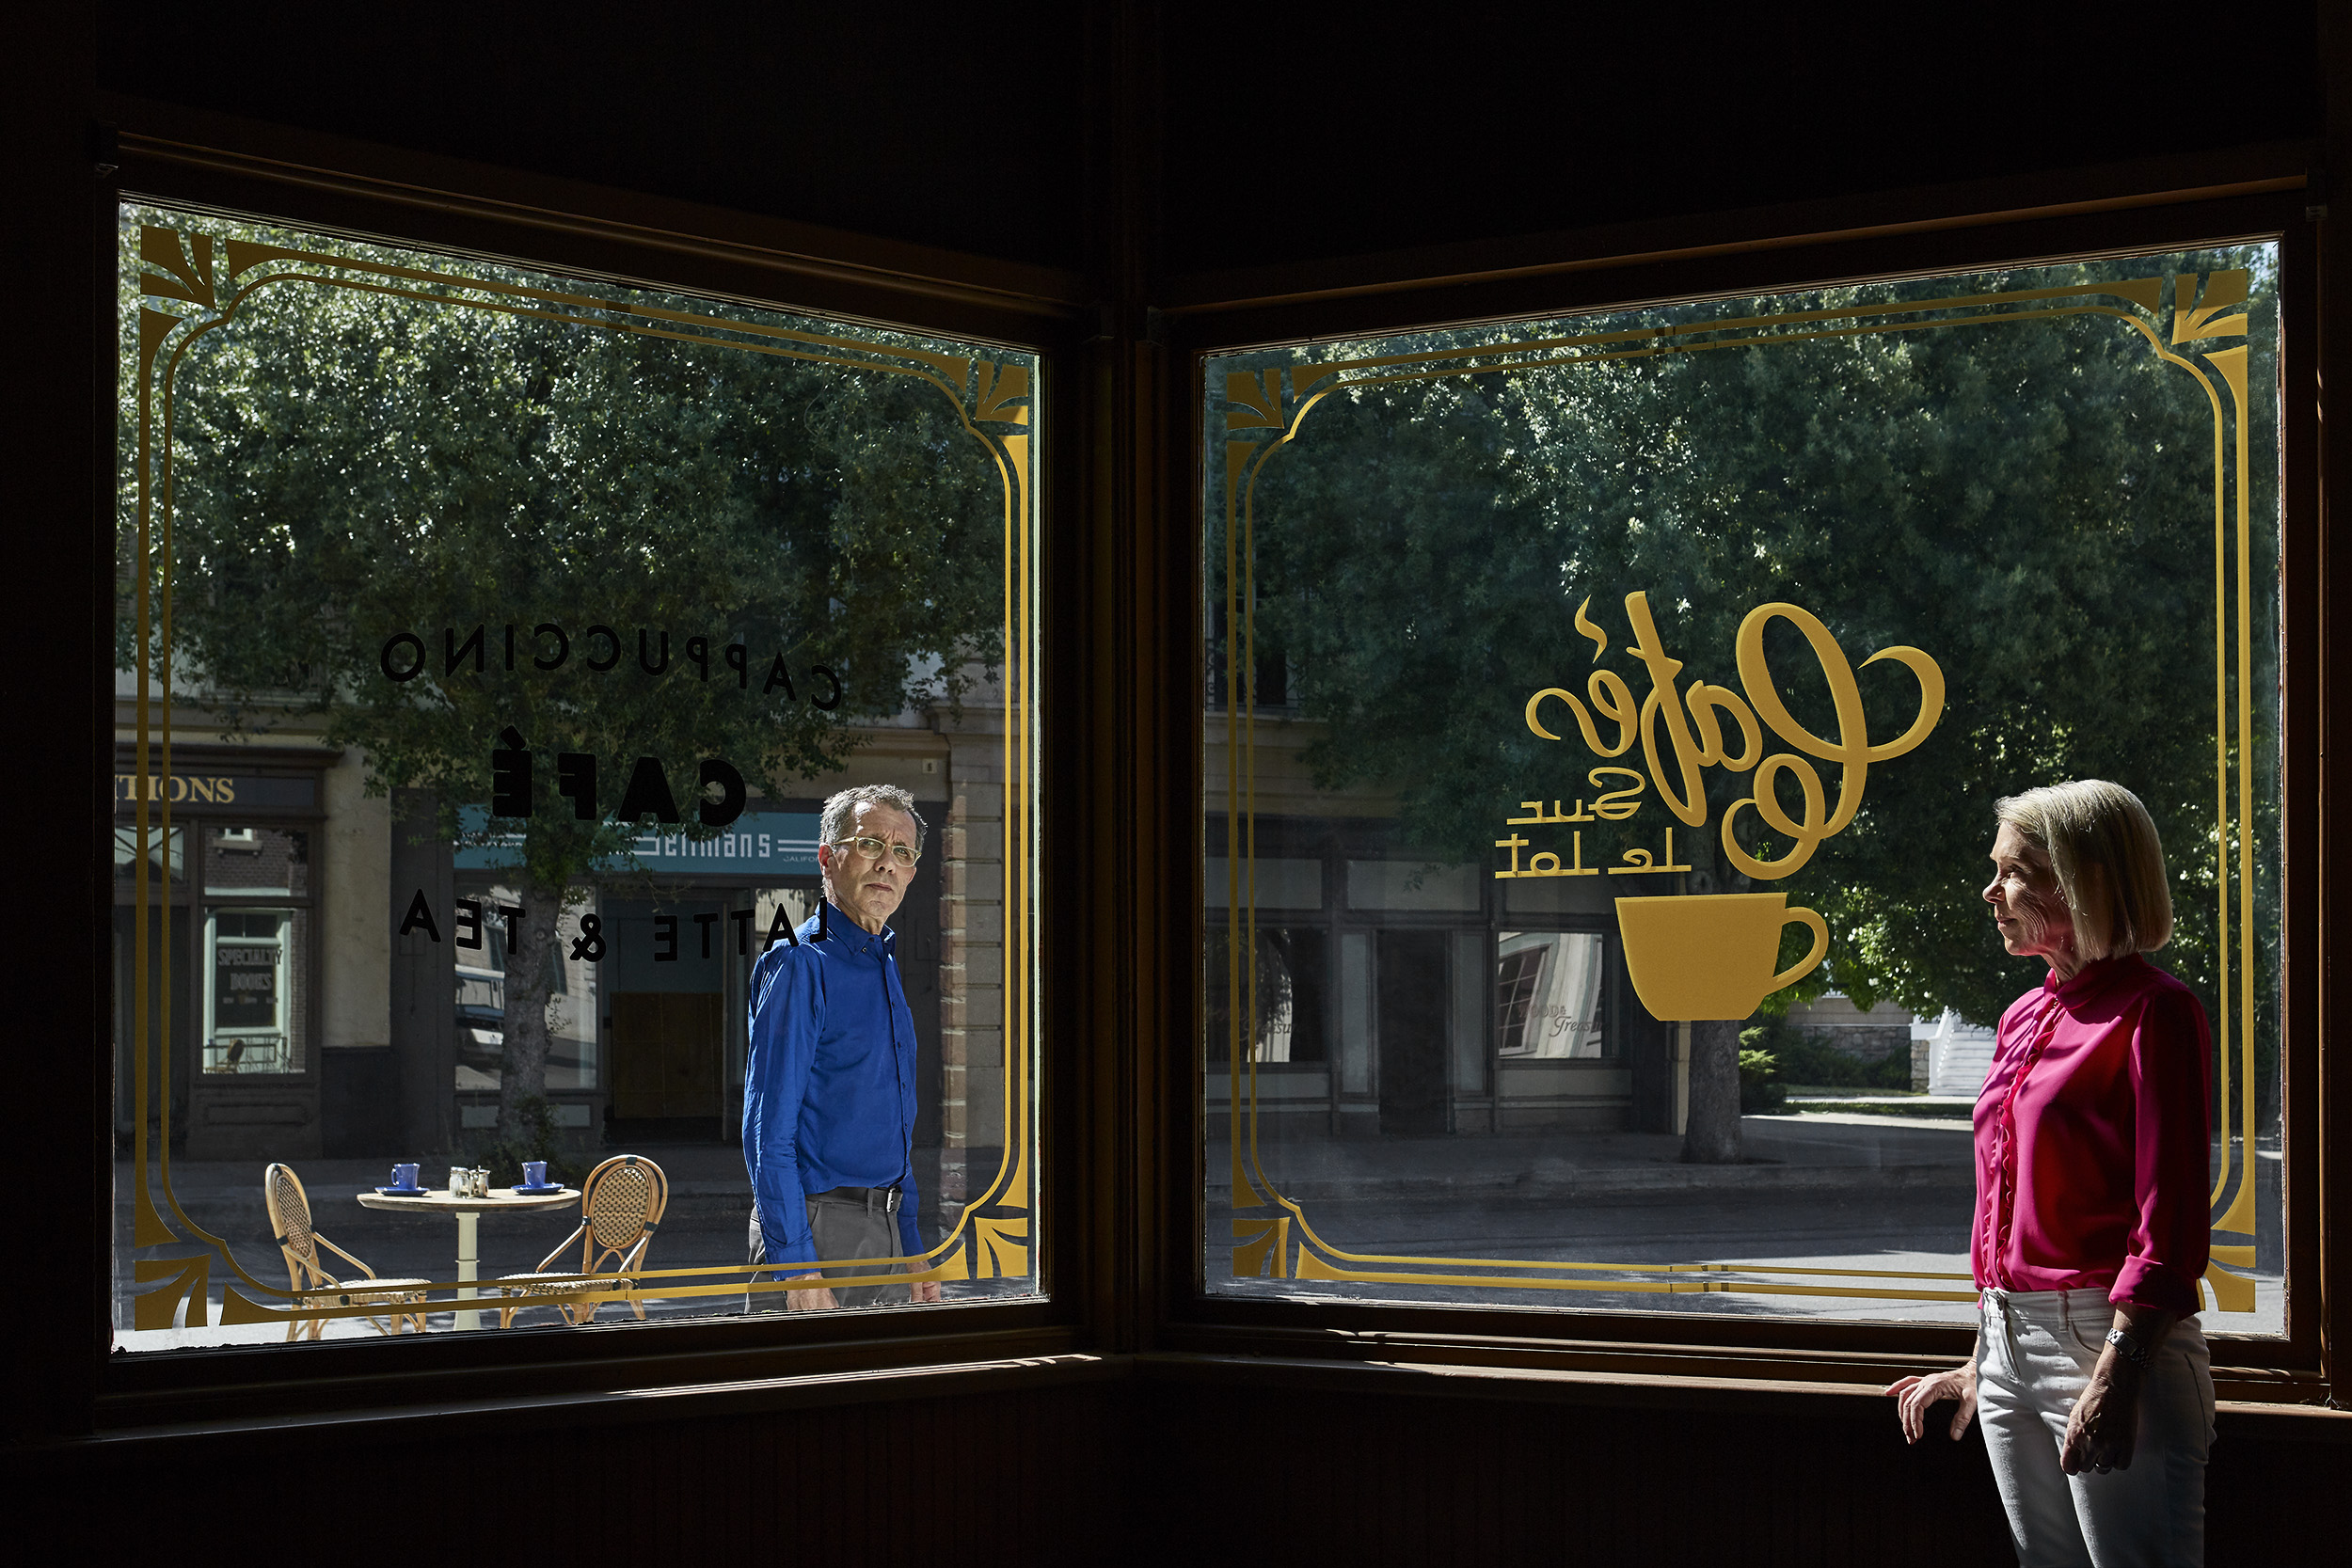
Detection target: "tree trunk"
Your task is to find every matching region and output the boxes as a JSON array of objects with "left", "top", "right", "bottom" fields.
[
  {"left": 496, "top": 883, "right": 562, "bottom": 1143},
  {"left": 1683, "top": 1017, "right": 1745, "bottom": 1164}
]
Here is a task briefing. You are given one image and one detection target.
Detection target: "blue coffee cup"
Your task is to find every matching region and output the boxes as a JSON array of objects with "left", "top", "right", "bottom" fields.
[
  {"left": 522, "top": 1161, "right": 548, "bottom": 1188},
  {"left": 389, "top": 1162, "right": 421, "bottom": 1190}
]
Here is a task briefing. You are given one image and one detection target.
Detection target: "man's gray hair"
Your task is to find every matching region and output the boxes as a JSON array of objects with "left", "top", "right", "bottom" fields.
[{"left": 818, "top": 784, "right": 926, "bottom": 856}]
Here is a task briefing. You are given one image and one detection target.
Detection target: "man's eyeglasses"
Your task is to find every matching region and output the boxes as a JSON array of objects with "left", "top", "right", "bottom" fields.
[{"left": 834, "top": 835, "right": 920, "bottom": 868}]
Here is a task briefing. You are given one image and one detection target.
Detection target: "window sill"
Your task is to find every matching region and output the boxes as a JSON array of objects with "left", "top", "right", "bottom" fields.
[
  {"left": 35, "top": 1346, "right": 1111, "bottom": 1465},
  {"left": 87, "top": 1306, "right": 1073, "bottom": 1435},
  {"left": 46, "top": 1344, "right": 2342, "bottom": 1470},
  {"left": 1131, "top": 1352, "right": 2349, "bottom": 1436}
]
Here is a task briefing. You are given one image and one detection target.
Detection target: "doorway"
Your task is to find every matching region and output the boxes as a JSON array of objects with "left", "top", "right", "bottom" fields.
[
  {"left": 610, "top": 992, "right": 723, "bottom": 1120},
  {"left": 1376, "top": 929, "right": 1450, "bottom": 1134},
  {"left": 603, "top": 896, "right": 726, "bottom": 1141}
]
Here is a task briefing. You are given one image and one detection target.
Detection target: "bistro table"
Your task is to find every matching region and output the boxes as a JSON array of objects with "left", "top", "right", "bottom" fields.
[{"left": 355, "top": 1187, "right": 580, "bottom": 1331}]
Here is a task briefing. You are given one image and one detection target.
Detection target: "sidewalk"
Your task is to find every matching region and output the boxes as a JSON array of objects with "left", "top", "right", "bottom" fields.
[
  {"left": 109, "top": 1143, "right": 1017, "bottom": 1348},
  {"left": 1784, "top": 1093, "right": 1977, "bottom": 1117},
  {"left": 1208, "top": 1112, "right": 1974, "bottom": 1205}
]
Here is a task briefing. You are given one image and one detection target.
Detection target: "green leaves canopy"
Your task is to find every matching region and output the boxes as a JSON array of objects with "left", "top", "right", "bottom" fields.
[
  {"left": 144, "top": 241, "right": 1008, "bottom": 888},
  {"left": 1217, "top": 250, "right": 2280, "bottom": 1038}
]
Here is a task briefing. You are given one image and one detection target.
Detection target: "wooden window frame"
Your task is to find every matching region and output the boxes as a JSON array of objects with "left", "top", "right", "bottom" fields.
[
  {"left": 41, "top": 102, "right": 2345, "bottom": 1439},
  {"left": 78, "top": 100, "right": 1103, "bottom": 1431},
  {"left": 1149, "top": 183, "right": 2338, "bottom": 1408}
]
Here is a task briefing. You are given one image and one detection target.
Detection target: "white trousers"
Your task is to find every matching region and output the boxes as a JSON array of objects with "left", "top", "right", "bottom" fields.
[{"left": 1976, "top": 1286, "right": 2215, "bottom": 1568}]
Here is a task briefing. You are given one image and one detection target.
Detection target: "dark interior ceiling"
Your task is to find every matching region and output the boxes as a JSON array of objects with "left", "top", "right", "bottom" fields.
[
  {"left": 99, "top": 3, "right": 2327, "bottom": 279},
  {"left": 1160, "top": 6, "right": 2326, "bottom": 273},
  {"left": 99, "top": 2, "right": 1093, "bottom": 268}
]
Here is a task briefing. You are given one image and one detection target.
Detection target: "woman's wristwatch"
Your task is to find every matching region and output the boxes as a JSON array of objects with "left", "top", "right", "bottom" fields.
[{"left": 2104, "top": 1327, "right": 2154, "bottom": 1370}]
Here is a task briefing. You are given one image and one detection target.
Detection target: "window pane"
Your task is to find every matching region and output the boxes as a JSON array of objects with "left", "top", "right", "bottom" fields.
[
  {"left": 450, "top": 886, "right": 598, "bottom": 1099},
  {"left": 1497, "top": 932, "right": 1606, "bottom": 1060},
  {"left": 113, "top": 205, "right": 1041, "bottom": 1347},
  {"left": 203, "top": 907, "right": 307, "bottom": 1075},
  {"left": 1206, "top": 246, "right": 2283, "bottom": 1332},
  {"left": 114, "top": 825, "right": 183, "bottom": 883}
]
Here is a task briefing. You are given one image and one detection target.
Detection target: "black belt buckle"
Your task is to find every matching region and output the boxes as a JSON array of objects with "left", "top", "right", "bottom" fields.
[{"left": 884, "top": 1185, "right": 901, "bottom": 1215}]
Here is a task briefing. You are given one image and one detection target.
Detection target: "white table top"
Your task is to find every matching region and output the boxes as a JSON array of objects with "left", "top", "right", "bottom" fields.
[{"left": 355, "top": 1187, "right": 580, "bottom": 1214}]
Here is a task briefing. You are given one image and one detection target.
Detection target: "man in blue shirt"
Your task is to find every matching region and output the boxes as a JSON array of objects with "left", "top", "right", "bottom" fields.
[{"left": 743, "top": 784, "right": 940, "bottom": 1310}]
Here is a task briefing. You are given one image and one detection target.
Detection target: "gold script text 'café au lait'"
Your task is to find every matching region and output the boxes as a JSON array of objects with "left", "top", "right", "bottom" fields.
[{"left": 1523, "top": 592, "right": 1945, "bottom": 879}]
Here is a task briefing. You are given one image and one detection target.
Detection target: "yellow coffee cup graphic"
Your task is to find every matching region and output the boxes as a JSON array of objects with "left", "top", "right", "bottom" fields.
[{"left": 1614, "top": 893, "right": 1830, "bottom": 1022}]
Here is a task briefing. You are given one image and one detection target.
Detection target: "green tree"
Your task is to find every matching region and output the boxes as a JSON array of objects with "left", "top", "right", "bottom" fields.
[
  {"left": 135, "top": 225, "right": 1009, "bottom": 1142},
  {"left": 1216, "top": 249, "right": 2280, "bottom": 1160}
]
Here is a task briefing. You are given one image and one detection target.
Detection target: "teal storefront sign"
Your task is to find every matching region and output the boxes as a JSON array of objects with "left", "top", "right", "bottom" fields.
[{"left": 453, "top": 806, "right": 820, "bottom": 876}]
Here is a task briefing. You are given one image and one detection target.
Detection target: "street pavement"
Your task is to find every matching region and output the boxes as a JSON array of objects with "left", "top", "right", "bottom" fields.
[
  {"left": 1206, "top": 1116, "right": 2286, "bottom": 1333},
  {"left": 111, "top": 1144, "right": 1031, "bottom": 1348},
  {"left": 1206, "top": 1117, "right": 1984, "bottom": 1323},
  {"left": 111, "top": 1113, "right": 2285, "bottom": 1347}
]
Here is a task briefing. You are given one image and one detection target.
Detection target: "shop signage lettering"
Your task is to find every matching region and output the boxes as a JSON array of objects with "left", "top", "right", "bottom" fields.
[
  {"left": 377, "top": 622, "right": 841, "bottom": 708},
  {"left": 112, "top": 771, "right": 317, "bottom": 808},
  {"left": 116, "top": 771, "right": 236, "bottom": 803},
  {"left": 451, "top": 806, "right": 821, "bottom": 874},
  {"left": 486, "top": 729, "right": 753, "bottom": 827},
  {"left": 1516, "top": 591, "right": 1944, "bottom": 880},
  {"left": 1508, "top": 590, "right": 1947, "bottom": 1022},
  {"left": 396, "top": 893, "right": 806, "bottom": 959}
]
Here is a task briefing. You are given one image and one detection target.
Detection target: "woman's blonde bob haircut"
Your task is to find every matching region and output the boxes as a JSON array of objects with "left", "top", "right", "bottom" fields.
[{"left": 1994, "top": 779, "right": 2173, "bottom": 960}]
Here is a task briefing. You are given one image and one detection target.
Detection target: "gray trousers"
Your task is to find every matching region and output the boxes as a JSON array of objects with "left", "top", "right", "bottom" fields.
[{"left": 746, "top": 1194, "right": 907, "bottom": 1310}]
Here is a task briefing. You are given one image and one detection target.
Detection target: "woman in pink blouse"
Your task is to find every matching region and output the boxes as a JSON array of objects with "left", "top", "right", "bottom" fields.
[{"left": 1887, "top": 780, "right": 2216, "bottom": 1568}]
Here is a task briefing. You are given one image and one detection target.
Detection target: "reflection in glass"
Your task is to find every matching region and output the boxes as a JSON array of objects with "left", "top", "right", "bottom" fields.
[
  {"left": 113, "top": 826, "right": 183, "bottom": 882},
  {"left": 1497, "top": 932, "right": 1605, "bottom": 1059},
  {"left": 451, "top": 886, "right": 598, "bottom": 1095},
  {"left": 1206, "top": 245, "right": 2283, "bottom": 1332},
  {"left": 202, "top": 908, "right": 307, "bottom": 1074},
  {"left": 113, "top": 204, "right": 1040, "bottom": 1346},
  {"left": 1207, "top": 927, "right": 1327, "bottom": 1064}
]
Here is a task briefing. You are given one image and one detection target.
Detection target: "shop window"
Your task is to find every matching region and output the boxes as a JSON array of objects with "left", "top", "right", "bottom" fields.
[
  {"left": 1205, "top": 927, "right": 1328, "bottom": 1064},
  {"left": 113, "top": 825, "right": 182, "bottom": 883},
  {"left": 1497, "top": 932, "right": 1607, "bottom": 1060},
  {"left": 450, "top": 887, "right": 596, "bottom": 1099},
  {"left": 114, "top": 204, "right": 1041, "bottom": 1348},
  {"left": 1206, "top": 245, "right": 2284, "bottom": 1332},
  {"left": 202, "top": 908, "right": 307, "bottom": 1075}
]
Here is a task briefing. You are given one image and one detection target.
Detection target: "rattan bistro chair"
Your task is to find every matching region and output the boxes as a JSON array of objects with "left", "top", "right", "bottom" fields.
[
  {"left": 495, "top": 1154, "right": 668, "bottom": 1327},
  {"left": 262, "top": 1164, "right": 432, "bottom": 1339}
]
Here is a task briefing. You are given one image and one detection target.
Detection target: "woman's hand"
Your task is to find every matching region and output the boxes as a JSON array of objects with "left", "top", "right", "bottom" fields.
[
  {"left": 1885, "top": 1358, "right": 1978, "bottom": 1443},
  {"left": 2060, "top": 1356, "right": 2141, "bottom": 1474},
  {"left": 2062, "top": 1307, "right": 2170, "bottom": 1474}
]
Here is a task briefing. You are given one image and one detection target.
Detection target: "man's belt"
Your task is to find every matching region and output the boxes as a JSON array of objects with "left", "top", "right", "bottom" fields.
[{"left": 813, "top": 1183, "right": 902, "bottom": 1213}]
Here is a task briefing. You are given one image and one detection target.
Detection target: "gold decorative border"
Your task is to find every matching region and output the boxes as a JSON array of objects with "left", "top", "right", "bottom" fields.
[
  {"left": 1216, "top": 267, "right": 2265, "bottom": 1312},
  {"left": 124, "top": 218, "right": 1039, "bottom": 1333}
]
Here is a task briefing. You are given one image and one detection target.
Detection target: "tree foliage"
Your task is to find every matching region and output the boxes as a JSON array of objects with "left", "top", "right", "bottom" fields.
[
  {"left": 131, "top": 220, "right": 1010, "bottom": 1134},
  {"left": 1216, "top": 249, "right": 2280, "bottom": 1058}
]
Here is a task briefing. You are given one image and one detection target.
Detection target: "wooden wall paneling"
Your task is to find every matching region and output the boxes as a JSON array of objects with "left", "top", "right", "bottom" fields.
[
  {"left": 26, "top": 1379, "right": 1124, "bottom": 1562},
  {"left": 1132, "top": 1365, "right": 2348, "bottom": 1566},
  {"left": 2, "top": 0, "right": 110, "bottom": 1447},
  {"left": 2315, "top": 0, "right": 2352, "bottom": 1418}
]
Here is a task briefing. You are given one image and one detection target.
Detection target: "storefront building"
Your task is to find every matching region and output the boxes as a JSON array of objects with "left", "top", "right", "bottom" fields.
[
  {"left": 110, "top": 723, "right": 993, "bottom": 1191},
  {"left": 20, "top": 7, "right": 2352, "bottom": 1560}
]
